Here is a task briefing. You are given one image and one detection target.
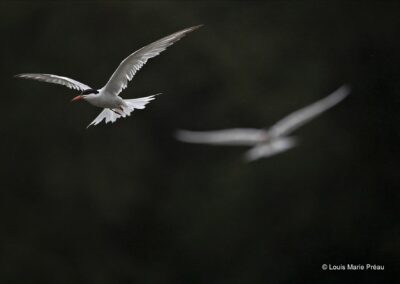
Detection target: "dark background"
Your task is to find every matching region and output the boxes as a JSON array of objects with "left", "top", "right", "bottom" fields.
[{"left": 1, "top": 1, "right": 399, "bottom": 283}]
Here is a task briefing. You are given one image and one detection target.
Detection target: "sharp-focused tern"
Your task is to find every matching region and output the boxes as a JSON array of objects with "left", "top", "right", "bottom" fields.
[
  {"left": 16, "top": 25, "right": 202, "bottom": 127},
  {"left": 176, "top": 85, "right": 350, "bottom": 161}
]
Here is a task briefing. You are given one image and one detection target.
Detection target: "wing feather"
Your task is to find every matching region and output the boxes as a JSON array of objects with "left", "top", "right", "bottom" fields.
[
  {"left": 15, "top": 73, "right": 91, "bottom": 91},
  {"left": 267, "top": 85, "right": 350, "bottom": 138},
  {"left": 175, "top": 128, "right": 267, "bottom": 146},
  {"left": 102, "top": 25, "right": 202, "bottom": 96}
]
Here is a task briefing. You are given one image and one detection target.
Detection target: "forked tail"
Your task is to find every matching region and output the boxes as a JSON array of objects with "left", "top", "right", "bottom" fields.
[{"left": 87, "top": 94, "right": 159, "bottom": 128}]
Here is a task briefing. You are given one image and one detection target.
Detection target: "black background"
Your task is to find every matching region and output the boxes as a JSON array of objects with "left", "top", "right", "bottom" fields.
[{"left": 1, "top": 1, "right": 399, "bottom": 283}]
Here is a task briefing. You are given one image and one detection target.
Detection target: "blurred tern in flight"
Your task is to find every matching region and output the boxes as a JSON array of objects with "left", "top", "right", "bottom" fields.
[
  {"left": 15, "top": 25, "right": 202, "bottom": 128},
  {"left": 176, "top": 85, "right": 350, "bottom": 161}
]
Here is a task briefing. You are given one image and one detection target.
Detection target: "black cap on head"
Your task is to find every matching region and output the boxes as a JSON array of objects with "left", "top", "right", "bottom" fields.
[{"left": 81, "top": 89, "right": 99, "bottom": 95}]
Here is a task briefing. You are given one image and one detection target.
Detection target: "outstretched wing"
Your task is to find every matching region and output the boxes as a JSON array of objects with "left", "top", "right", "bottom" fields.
[
  {"left": 267, "top": 85, "right": 350, "bottom": 138},
  {"left": 102, "top": 25, "right": 202, "bottom": 97},
  {"left": 175, "top": 128, "right": 267, "bottom": 146},
  {"left": 244, "top": 136, "right": 298, "bottom": 162},
  {"left": 15, "top": 73, "right": 91, "bottom": 91}
]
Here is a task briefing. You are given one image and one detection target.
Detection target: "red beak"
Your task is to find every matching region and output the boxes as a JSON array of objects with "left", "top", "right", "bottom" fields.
[{"left": 71, "top": 95, "right": 83, "bottom": 102}]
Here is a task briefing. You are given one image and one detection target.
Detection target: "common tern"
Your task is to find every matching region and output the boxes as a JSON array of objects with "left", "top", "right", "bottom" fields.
[
  {"left": 16, "top": 25, "right": 202, "bottom": 127},
  {"left": 176, "top": 85, "right": 350, "bottom": 161}
]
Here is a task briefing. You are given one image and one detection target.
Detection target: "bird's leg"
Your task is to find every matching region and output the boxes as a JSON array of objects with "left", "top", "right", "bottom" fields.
[
  {"left": 110, "top": 109, "right": 121, "bottom": 115},
  {"left": 111, "top": 108, "right": 125, "bottom": 116},
  {"left": 118, "top": 106, "right": 127, "bottom": 116}
]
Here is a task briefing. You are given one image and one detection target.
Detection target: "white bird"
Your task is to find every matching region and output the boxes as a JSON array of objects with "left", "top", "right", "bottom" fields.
[
  {"left": 176, "top": 85, "right": 350, "bottom": 161},
  {"left": 15, "top": 25, "right": 202, "bottom": 127}
]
